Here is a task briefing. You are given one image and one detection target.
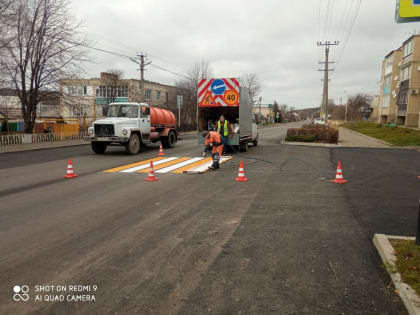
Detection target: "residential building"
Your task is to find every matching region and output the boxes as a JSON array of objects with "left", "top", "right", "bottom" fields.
[
  {"left": 0, "top": 88, "right": 60, "bottom": 120},
  {"left": 377, "top": 34, "right": 420, "bottom": 127},
  {"left": 59, "top": 72, "right": 180, "bottom": 125},
  {"left": 369, "top": 95, "right": 380, "bottom": 121}
]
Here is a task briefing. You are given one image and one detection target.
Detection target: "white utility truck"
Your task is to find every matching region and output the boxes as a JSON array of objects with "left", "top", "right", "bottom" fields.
[
  {"left": 197, "top": 78, "right": 258, "bottom": 151},
  {"left": 86, "top": 102, "right": 177, "bottom": 155}
]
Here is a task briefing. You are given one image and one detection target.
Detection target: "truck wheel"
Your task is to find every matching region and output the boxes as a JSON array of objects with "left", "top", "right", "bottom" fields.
[
  {"left": 240, "top": 141, "right": 248, "bottom": 152},
  {"left": 125, "top": 134, "right": 140, "bottom": 155},
  {"left": 161, "top": 131, "right": 176, "bottom": 149},
  {"left": 168, "top": 131, "right": 176, "bottom": 148},
  {"left": 253, "top": 136, "right": 258, "bottom": 146},
  {"left": 91, "top": 141, "right": 108, "bottom": 154}
]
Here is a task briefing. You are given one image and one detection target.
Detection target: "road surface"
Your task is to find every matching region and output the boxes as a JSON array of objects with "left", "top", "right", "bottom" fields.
[{"left": 0, "top": 122, "right": 416, "bottom": 314}]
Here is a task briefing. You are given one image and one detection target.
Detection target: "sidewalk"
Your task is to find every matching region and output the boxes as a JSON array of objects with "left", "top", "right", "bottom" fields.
[
  {"left": 338, "top": 127, "right": 391, "bottom": 148},
  {"left": 0, "top": 139, "right": 88, "bottom": 153}
]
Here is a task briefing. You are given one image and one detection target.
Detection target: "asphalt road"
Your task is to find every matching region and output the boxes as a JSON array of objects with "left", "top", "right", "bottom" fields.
[{"left": 0, "top": 122, "right": 418, "bottom": 314}]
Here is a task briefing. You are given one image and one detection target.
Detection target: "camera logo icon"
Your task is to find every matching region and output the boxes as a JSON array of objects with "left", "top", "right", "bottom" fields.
[{"left": 13, "top": 285, "right": 29, "bottom": 302}]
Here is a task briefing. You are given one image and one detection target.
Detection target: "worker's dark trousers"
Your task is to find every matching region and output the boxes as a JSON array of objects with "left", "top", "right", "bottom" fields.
[
  {"left": 212, "top": 153, "right": 220, "bottom": 169},
  {"left": 220, "top": 135, "right": 229, "bottom": 154}
]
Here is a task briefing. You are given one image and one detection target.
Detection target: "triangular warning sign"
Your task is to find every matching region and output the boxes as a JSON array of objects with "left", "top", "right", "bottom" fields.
[{"left": 200, "top": 90, "right": 215, "bottom": 106}]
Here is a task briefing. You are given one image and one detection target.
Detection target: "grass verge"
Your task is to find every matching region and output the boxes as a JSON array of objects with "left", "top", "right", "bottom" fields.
[
  {"left": 343, "top": 121, "right": 420, "bottom": 146},
  {"left": 391, "top": 239, "right": 420, "bottom": 295}
]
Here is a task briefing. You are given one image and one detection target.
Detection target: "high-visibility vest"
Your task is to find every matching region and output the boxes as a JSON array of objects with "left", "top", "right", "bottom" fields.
[{"left": 217, "top": 120, "right": 229, "bottom": 136}]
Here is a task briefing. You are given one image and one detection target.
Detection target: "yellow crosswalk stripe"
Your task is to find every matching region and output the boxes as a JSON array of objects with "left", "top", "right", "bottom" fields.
[
  {"left": 172, "top": 157, "right": 213, "bottom": 173},
  {"left": 137, "top": 157, "right": 190, "bottom": 173},
  {"left": 103, "top": 157, "right": 165, "bottom": 173}
]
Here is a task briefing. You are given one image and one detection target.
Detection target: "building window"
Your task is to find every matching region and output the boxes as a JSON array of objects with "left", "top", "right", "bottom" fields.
[
  {"left": 382, "top": 95, "right": 390, "bottom": 108},
  {"left": 403, "top": 40, "right": 413, "bottom": 58},
  {"left": 145, "top": 89, "right": 152, "bottom": 100},
  {"left": 96, "top": 85, "right": 128, "bottom": 98},
  {"left": 72, "top": 106, "right": 87, "bottom": 117},
  {"left": 384, "top": 75, "right": 391, "bottom": 87},
  {"left": 117, "top": 86, "right": 128, "bottom": 97},
  {"left": 68, "top": 85, "right": 87, "bottom": 95},
  {"left": 386, "top": 56, "right": 393, "bottom": 68},
  {"left": 157, "top": 91, "right": 161, "bottom": 102},
  {"left": 401, "top": 65, "right": 411, "bottom": 81},
  {"left": 166, "top": 92, "right": 169, "bottom": 104},
  {"left": 397, "top": 91, "right": 408, "bottom": 106}
]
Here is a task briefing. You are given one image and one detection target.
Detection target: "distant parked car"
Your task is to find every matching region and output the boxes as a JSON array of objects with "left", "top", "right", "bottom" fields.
[{"left": 312, "top": 118, "right": 326, "bottom": 125}]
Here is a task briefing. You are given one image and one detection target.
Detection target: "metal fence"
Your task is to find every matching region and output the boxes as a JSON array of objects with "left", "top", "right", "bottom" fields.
[{"left": 0, "top": 132, "right": 87, "bottom": 146}]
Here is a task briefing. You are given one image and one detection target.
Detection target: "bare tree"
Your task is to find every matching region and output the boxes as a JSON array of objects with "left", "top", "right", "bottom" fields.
[
  {"left": 241, "top": 73, "right": 262, "bottom": 104},
  {"left": 100, "top": 69, "right": 125, "bottom": 115},
  {"left": 347, "top": 93, "right": 371, "bottom": 121},
  {"left": 0, "top": 0, "right": 88, "bottom": 133},
  {"left": 173, "top": 59, "right": 213, "bottom": 130}
]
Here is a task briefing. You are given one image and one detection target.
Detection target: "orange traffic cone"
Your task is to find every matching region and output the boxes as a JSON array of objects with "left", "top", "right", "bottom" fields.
[
  {"left": 235, "top": 160, "right": 248, "bottom": 182},
  {"left": 158, "top": 144, "right": 165, "bottom": 156},
  {"left": 63, "top": 158, "right": 77, "bottom": 178},
  {"left": 144, "top": 161, "right": 159, "bottom": 181},
  {"left": 330, "top": 161, "right": 348, "bottom": 184}
]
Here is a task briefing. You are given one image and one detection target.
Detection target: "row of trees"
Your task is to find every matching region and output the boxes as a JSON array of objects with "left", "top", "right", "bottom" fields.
[{"left": 329, "top": 93, "right": 371, "bottom": 121}]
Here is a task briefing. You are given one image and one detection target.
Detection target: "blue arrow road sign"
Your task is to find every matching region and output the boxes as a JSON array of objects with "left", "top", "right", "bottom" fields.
[{"left": 211, "top": 79, "right": 226, "bottom": 95}]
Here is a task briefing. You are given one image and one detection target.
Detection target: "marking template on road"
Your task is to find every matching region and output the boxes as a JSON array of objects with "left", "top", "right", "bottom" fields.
[{"left": 103, "top": 156, "right": 233, "bottom": 174}]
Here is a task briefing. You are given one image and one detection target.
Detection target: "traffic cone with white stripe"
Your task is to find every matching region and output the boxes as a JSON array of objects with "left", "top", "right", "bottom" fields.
[
  {"left": 63, "top": 158, "right": 77, "bottom": 178},
  {"left": 144, "top": 161, "right": 159, "bottom": 181},
  {"left": 158, "top": 144, "right": 165, "bottom": 156},
  {"left": 330, "top": 161, "right": 348, "bottom": 184},
  {"left": 235, "top": 160, "right": 248, "bottom": 182}
]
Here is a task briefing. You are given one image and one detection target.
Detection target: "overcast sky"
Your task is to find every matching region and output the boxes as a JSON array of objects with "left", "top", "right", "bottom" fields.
[{"left": 71, "top": 0, "right": 420, "bottom": 109}]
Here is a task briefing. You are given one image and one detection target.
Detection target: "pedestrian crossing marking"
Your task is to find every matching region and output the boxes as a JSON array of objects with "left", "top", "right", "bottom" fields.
[
  {"left": 121, "top": 157, "right": 178, "bottom": 173},
  {"left": 103, "top": 157, "right": 165, "bottom": 173},
  {"left": 137, "top": 157, "right": 190, "bottom": 173},
  {"left": 103, "top": 156, "right": 233, "bottom": 174},
  {"left": 172, "top": 157, "right": 213, "bottom": 173},
  {"left": 157, "top": 157, "right": 204, "bottom": 173}
]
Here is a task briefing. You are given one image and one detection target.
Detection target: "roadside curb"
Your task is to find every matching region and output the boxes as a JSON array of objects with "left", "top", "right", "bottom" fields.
[
  {"left": 341, "top": 128, "right": 392, "bottom": 147},
  {"left": 281, "top": 140, "right": 340, "bottom": 147},
  {"left": 0, "top": 142, "right": 89, "bottom": 154},
  {"left": 372, "top": 234, "right": 420, "bottom": 315}
]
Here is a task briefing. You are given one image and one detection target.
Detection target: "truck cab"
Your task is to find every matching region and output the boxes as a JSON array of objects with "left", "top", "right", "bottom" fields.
[{"left": 87, "top": 102, "right": 177, "bottom": 155}]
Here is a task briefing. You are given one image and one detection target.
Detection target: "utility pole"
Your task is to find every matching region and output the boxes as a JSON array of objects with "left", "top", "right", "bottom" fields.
[
  {"left": 130, "top": 53, "right": 151, "bottom": 103},
  {"left": 317, "top": 41, "right": 339, "bottom": 124}
]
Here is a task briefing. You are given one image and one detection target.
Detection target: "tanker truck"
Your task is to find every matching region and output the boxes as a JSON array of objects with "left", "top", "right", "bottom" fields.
[{"left": 86, "top": 102, "right": 177, "bottom": 155}]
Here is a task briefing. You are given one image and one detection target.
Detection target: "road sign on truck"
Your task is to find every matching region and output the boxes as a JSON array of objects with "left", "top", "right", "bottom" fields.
[{"left": 197, "top": 78, "right": 258, "bottom": 152}]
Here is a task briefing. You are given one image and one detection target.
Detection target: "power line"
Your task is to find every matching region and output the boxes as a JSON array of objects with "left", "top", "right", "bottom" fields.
[{"left": 335, "top": 0, "right": 362, "bottom": 69}]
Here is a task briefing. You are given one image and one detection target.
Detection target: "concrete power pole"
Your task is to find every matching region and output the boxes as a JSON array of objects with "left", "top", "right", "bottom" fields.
[
  {"left": 317, "top": 41, "right": 339, "bottom": 123},
  {"left": 130, "top": 53, "right": 151, "bottom": 103},
  {"left": 138, "top": 53, "right": 151, "bottom": 103}
]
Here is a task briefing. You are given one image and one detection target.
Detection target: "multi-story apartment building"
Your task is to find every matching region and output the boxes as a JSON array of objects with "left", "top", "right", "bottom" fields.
[
  {"left": 377, "top": 35, "right": 420, "bottom": 127},
  {"left": 59, "top": 72, "right": 181, "bottom": 125}
]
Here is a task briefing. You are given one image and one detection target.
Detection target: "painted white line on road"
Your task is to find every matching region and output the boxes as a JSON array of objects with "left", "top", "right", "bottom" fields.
[
  {"left": 156, "top": 157, "right": 203, "bottom": 173},
  {"left": 186, "top": 156, "right": 232, "bottom": 173},
  {"left": 121, "top": 157, "right": 178, "bottom": 173}
]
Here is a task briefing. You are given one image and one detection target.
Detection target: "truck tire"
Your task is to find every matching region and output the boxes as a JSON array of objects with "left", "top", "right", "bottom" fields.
[
  {"left": 253, "top": 135, "right": 258, "bottom": 146},
  {"left": 240, "top": 141, "right": 248, "bottom": 152},
  {"left": 125, "top": 134, "right": 140, "bottom": 155},
  {"left": 161, "top": 131, "right": 176, "bottom": 149},
  {"left": 91, "top": 141, "right": 108, "bottom": 154}
]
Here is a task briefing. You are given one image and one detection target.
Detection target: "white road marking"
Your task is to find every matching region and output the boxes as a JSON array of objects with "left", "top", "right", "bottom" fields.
[{"left": 120, "top": 157, "right": 178, "bottom": 173}]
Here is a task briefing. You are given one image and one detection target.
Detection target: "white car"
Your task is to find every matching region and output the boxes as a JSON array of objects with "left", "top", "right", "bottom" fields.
[{"left": 312, "top": 118, "right": 326, "bottom": 125}]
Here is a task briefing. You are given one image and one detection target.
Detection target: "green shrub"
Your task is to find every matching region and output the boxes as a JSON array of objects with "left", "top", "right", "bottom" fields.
[{"left": 286, "top": 126, "right": 338, "bottom": 144}]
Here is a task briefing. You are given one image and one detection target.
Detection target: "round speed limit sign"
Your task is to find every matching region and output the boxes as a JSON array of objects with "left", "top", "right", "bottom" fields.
[{"left": 223, "top": 90, "right": 239, "bottom": 106}]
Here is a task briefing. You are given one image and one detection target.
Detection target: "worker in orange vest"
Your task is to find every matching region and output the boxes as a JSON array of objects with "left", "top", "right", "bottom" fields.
[{"left": 202, "top": 130, "right": 223, "bottom": 170}]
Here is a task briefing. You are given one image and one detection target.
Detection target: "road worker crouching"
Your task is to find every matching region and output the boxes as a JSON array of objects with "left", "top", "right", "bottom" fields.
[{"left": 202, "top": 130, "right": 223, "bottom": 170}]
